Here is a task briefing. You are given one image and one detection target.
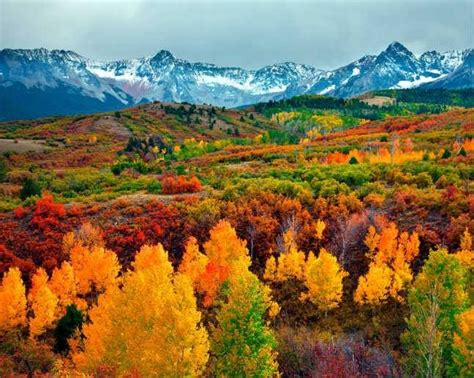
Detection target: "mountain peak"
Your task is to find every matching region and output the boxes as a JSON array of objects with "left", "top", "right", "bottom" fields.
[
  {"left": 385, "top": 41, "right": 411, "bottom": 55},
  {"left": 151, "top": 49, "right": 174, "bottom": 62}
]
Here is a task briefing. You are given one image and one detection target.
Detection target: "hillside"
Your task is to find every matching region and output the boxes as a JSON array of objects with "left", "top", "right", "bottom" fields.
[{"left": 0, "top": 91, "right": 473, "bottom": 376}]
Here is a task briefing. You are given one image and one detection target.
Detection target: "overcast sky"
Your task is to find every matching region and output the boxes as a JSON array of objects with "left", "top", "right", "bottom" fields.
[{"left": 1, "top": 0, "right": 472, "bottom": 70}]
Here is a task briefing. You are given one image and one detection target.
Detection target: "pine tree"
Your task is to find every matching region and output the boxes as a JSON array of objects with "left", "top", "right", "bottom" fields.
[
  {"left": 20, "top": 178, "right": 41, "bottom": 201},
  {"left": 53, "top": 304, "right": 83, "bottom": 354}
]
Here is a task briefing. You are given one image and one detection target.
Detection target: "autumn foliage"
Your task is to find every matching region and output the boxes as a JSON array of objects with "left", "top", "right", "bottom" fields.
[{"left": 160, "top": 175, "right": 202, "bottom": 194}]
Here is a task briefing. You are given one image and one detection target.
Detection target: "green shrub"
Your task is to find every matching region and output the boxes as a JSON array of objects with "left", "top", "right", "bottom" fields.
[
  {"left": 147, "top": 180, "right": 162, "bottom": 194},
  {"left": 0, "top": 158, "right": 7, "bottom": 182},
  {"left": 311, "top": 178, "right": 350, "bottom": 198},
  {"left": 20, "top": 178, "right": 41, "bottom": 201},
  {"left": 415, "top": 172, "right": 433, "bottom": 189}
]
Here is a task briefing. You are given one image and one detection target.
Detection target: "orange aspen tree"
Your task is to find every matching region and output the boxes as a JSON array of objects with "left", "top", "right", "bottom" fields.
[
  {"left": 63, "top": 222, "right": 105, "bottom": 253},
  {"left": 198, "top": 220, "right": 251, "bottom": 306},
  {"left": 0, "top": 267, "right": 27, "bottom": 330},
  {"left": 49, "top": 261, "right": 78, "bottom": 314},
  {"left": 70, "top": 244, "right": 120, "bottom": 297},
  {"left": 355, "top": 223, "right": 420, "bottom": 305},
  {"left": 315, "top": 219, "right": 326, "bottom": 240},
  {"left": 179, "top": 237, "right": 208, "bottom": 288}
]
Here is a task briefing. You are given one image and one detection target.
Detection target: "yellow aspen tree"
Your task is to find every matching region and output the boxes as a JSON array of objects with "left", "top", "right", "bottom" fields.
[
  {"left": 132, "top": 243, "right": 169, "bottom": 271},
  {"left": 263, "top": 255, "right": 277, "bottom": 281},
  {"left": 179, "top": 237, "right": 208, "bottom": 288},
  {"left": 315, "top": 219, "right": 326, "bottom": 240},
  {"left": 460, "top": 229, "right": 472, "bottom": 252},
  {"left": 203, "top": 220, "right": 250, "bottom": 269},
  {"left": 274, "top": 229, "right": 306, "bottom": 281},
  {"left": 74, "top": 244, "right": 209, "bottom": 376},
  {"left": 275, "top": 246, "right": 306, "bottom": 281},
  {"left": 28, "top": 268, "right": 59, "bottom": 337},
  {"left": 70, "top": 244, "right": 120, "bottom": 296},
  {"left": 354, "top": 263, "right": 393, "bottom": 306},
  {"left": 453, "top": 306, "right": 474, "bottom": 375},
  {"left": 455, "top": 229, "right": 473, "bottom": 269},
  {"left": 0, "top": 267, "right": 27, "bottom": 330},
  {"left": 455, "top": 229, "right": 474, "bottom": 305},
  {"left": 300, "top": 249, "right": 348, "bottom": 312}
]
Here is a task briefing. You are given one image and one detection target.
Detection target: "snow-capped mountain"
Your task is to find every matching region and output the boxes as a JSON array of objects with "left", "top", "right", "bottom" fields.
[
  {"left": 0, "top": 42, "right": 472, "bottom": 120},
  {"left": 85, "top": 50, "right": 322, "bottom": 107}
]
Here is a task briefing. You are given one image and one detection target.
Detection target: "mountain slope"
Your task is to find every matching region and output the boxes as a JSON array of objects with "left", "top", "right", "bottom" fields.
[
  {"left": 0, "top": 42, "right": 472, "bottom": 120},
  {"left": 421, "top": 50, "right": 473, "bottom": 89}
]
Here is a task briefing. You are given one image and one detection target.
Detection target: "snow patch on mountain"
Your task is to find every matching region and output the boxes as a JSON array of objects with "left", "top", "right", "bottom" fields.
[
  {"left": 392, "top": 74, "right": 448, "bottom": 89},
  {"left": 320, "top": 85, "right": 336, "bottom": 95}
]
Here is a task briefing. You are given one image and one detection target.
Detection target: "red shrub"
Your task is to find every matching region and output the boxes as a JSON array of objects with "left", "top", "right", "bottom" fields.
[
  {"left": 161, "top": 175, "right": 202, "bottom": 194},
  {"left": 31, "top": 195, "right": 66, "bottom": 232},
  {"left": 13, "top": 206, "right": 26, "bottom": 219}
]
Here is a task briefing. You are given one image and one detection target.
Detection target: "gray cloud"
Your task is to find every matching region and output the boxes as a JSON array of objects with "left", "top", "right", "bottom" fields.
[{"left": 1, "top": 0, "right": 472, "bottom": 70}]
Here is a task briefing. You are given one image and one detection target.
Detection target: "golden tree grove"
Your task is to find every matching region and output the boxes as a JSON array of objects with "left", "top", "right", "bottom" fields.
[{"left": 73, "top": 244, "right": 209, "bottom": 376}]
